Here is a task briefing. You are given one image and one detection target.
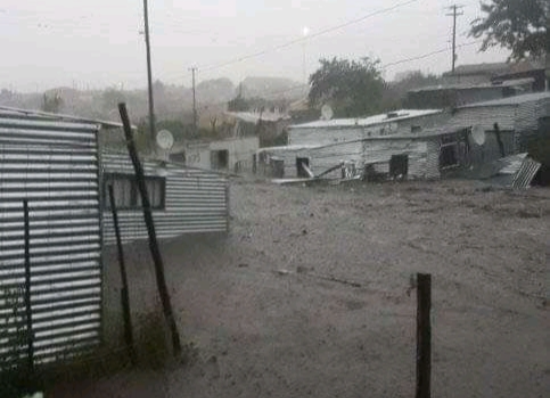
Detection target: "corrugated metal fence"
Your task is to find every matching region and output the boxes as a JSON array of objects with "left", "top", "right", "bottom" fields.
[
  {"left": 101, "top": 153, "right": 229, "bottom": 244},
  {"left": 0, "top": 113, "right": 102, "bottom": 369}
]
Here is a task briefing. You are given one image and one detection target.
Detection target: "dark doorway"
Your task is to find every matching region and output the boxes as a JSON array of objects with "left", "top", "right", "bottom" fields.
[
  {"left": 389, "top": 154, "right": 408, "bottom": 180},
  {"left": 296, "top": 157, "right": 310, "bottom": 178},
  {"left": 211, "top": 150, "right": 229, "bottom": 169}
]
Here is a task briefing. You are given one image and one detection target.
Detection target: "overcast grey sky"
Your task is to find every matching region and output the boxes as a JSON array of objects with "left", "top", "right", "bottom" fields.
[{"left": 1, "top": 0, "right": 509, "bottom": 92}]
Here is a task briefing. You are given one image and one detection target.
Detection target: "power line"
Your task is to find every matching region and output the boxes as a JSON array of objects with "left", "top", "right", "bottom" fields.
[
  {"left": 182, "top": 40, "right": 484, "bottom": 112},
  {"left": 174, "top": 0, "right": 419, "bottom": 78},
  {"left": 381, "top": 40, "right": 481, "bottom": 69}
]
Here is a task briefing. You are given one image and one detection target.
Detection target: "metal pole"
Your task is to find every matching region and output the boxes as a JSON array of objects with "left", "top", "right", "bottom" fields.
[
  {"left": 143, "top": 0, "right": 156, "bottom": 142},
  {"left": 446, "top": 5, "right": 463, "bottom": 74},
  {"left": 118, "top": 102, "right": 182, "bottom": 357},
  {"left": 108, "top": 185, "right": 136, "bottom": 365},
  {"left": 190, "top": 67, "right": 198, "bottom": 136},
  {"left": 452, "top": 5, "right": 457, "bottom": 73},
  {"left": 416, "top": 273, "right": 432, "bottom": 398}
]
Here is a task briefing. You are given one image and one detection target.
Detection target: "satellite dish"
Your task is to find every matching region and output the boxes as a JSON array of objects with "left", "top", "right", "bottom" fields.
[
  {"left": 156, "top": 129, "right": 174, "bottom": 150},
  {"left": 471, "top": 125, "right": 486, "bottom": 146},
  {"left": 321, "top": 105, "right": 334, "bottom": 121}
]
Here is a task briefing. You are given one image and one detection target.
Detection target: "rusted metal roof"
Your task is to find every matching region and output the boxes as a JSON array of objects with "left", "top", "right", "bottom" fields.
[{"left": 0, "top": 105, "right": 131, "bottom": 130}]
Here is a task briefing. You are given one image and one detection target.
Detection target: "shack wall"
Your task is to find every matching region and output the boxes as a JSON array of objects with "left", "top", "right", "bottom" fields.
[{"left": 101, "top": 153, "right": 229, "bottom": 244}]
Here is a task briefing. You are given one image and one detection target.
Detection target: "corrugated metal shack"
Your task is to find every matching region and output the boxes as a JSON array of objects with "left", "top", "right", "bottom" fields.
[
  {"left": 407, "top": 78, "right": 534, "bottom": 109},
  {"left": 0, "top": 107, "right": 105, "bottom": 368},
  {"left": 101, "top": 152, "right": 229, "bottom": 244},
  {"left": 257, "top": 109, "right": 448, "bottom": 179},
  {"left": 0, "top": 106, "right": 230, "bottom": 372},
  {"left": 170, "top": 136, "right": 259, "bottom": 173},
  {"left": 258, "top": 127, "right": 470, "bottom": 181},
  {"left": 450, "top": 92, "right": 550, "bottom": 159}
]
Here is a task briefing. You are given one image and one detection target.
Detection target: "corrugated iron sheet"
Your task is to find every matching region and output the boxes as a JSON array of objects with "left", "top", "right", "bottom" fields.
[
  {"left": 450, "top": 106, "right": 517, "bottom": 131},
  {"left": 425, "top": 139, "right": 441, "bottom": 179},
  {"left": 101, "top": 153, "right": 229, "bottom": 244},
  {"left": 0, "top": 116, "right": 102, "bottom": 368},
  {"left": 512, "top": 157, "right": 541, "bottom": 190}
]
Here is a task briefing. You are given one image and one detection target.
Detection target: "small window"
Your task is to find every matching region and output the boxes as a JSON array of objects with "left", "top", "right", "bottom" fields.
[
  {"left": 104, "top": 173, "right": 165, "bottom": 210},
  {"left": 439, "top": 144, "right": 459, "bottom": 169},
  {"left": 411, "top": 125, "right": 422, "bottom": 133}
]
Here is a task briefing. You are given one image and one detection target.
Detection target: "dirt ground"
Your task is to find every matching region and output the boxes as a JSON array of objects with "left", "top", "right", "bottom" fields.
[{"left": 51, "top": 179, "right": 549, "bottom": 398}]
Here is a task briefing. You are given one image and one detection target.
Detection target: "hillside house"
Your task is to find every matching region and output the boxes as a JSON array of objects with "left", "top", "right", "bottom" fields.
[
  {"left": 170, "top": 136, "right": 260, "bottom": 173},
  {"left": 449, "top": 91, "right": 550, "bottom": 159}
]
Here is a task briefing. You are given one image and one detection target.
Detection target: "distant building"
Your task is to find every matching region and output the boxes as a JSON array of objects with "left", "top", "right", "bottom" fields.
[
  {"left": 394, "top": 70, "right": 422, "bottom": 82},
  {"left": 442, "top": 62, "right": 511, "bottom": 85},
  {"left": 224, "top": 110, "right": 291, "bottom": 147},
  {"left": 407, "top": 78, "right": 534, "bottom": 109},
  {"left": 170, "top": 136, "right": 260, "bottom": 173},
  {"left": 442, "top": 59, "right": 549, "bottom": 91}
]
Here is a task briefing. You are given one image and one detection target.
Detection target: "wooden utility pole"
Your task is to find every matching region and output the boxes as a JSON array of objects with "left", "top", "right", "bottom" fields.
[
  {"left": 118, "top": 103, "right": 182, "bottom": 357},
  {"left": 446, "top": 5, "right": 464, "bottom": 74},
  {"left": 190, "top": 67, "right": 198, "bottom": 136},
  {"left": 143, "top": 0, "right": 156, "bottom": 141},
  {"left": 416, "top": 273, "right": 432, "bottom": 398}
]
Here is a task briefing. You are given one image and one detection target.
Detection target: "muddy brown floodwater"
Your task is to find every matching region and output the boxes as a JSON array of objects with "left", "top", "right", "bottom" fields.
[{"left": 51, "top": 179, "right": 550, "bottom": 398}]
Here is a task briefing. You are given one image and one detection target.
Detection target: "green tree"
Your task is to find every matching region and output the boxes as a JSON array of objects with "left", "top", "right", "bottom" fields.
[
  {"left": 41, "top": 92, "right": 63, "bottom": 113},
  {"left": 227, "top": 94, "right": 250, "bottom": 112},
  {"left": 308, "top": 57, "right": 385, "bottom": 118},
  {"left": 470, "top": 0, "right": 550, "bottom": 60}
]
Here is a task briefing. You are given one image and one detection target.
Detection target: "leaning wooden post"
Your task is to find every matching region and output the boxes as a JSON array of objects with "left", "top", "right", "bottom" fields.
[
  {"left": 108, "top": 185, "right": 137, "bottom": 364},
  {"left": 416, "top": 273, "right": 431, "bottom": 398},
  {"left": 23, "top": 200, "right": 34, "bottom": 373},
  {"left": 118, "top": 103, "right": 182, "bottom": 357}
]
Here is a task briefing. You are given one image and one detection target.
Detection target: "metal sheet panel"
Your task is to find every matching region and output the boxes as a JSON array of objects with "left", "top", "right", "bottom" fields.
[
  {"left": 450, "top": 106, "right": 517, "bottom": 131},
  {"left": 425, "top": 139, "right": 441, "bottom": 179},
  {"left": 101, "top": 153, "right": 229, "bottom": 244},
  {"left": 0, "top": 116, "right": 102, "bottom": 369},
  {"left": 363, "top": 139, "right": 428, "bottom": 179},
  {"left": 512, "top": 157, "right": 541, "bottom": 190}
]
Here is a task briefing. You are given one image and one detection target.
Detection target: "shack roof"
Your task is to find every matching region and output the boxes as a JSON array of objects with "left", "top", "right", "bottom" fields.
[
  {"left": 225, "top": 111, "right": 291, "bottom": 124},
  {"left": 0, "top": 105, "right": 131, "bottom": 129},
  {"left": 457, "top": 91, "right": 550, "bottom": 109},
  {"left": 443, "top": 62, "right": 510, "bottom": 76},
  {"left": 290, "top": 109, "right": 443, "bottom": 130},
  {"left": 409, "top": 78, "right": 535, "bottom": 93}
]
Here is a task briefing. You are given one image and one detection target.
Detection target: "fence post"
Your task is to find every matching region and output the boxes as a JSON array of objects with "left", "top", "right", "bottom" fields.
[
  {"left": 416, "top": 273, "right": 431, "bottom": 398},
  {"left": 108, "top": 185, "right": 136, "bottom": 365},
  {"left": 23, "top": 200, "right": 34, "bottom": 373}
]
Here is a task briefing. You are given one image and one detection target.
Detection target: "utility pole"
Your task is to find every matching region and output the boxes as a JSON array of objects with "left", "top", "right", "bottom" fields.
[
  {"left": 189, "top": 67, "right": 198, "bottom": 136},
  {"left": 446, "top": 4, "right": 464, "bottom": 74},
  {"left": 143, "top": 0, "right": 156, "bottom": 142}
]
